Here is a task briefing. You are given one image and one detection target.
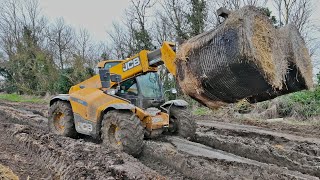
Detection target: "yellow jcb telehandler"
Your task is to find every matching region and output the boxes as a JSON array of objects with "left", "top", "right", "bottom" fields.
[{"left": 48, "top": 42, "right": 196, "bottom": 156}]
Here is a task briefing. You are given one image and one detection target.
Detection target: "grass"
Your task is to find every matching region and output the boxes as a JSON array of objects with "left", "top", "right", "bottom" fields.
[
  {"left": 192, "top": 107, "right": 212, "bottom": 116},
  {"left": 281, "top": 118, "right": 320, "bottom": 126},
  {"left": 0, "top": 93, "right": 48, "bottom": 104},
  {"left": 234, "top": 114, "right": 320, "bottom": 128}
]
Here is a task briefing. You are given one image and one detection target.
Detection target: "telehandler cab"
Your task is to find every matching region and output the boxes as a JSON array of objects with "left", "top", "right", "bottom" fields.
[{"left": 49, "top": 42, "right": 196, "bottom": 156}]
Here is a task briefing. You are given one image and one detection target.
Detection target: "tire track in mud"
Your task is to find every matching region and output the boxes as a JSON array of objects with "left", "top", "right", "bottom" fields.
[
  {"left": 0, "top": 123, "right": 164, "bottom": 179},
  {"left": 0, "top": 127, "right": 54, "bottom": 179},
  {"left": 0, "top": 102, "right": 189, "bottom": 179},
  {"left": 0, "top": 101, "right": 48, "bottom": 117},
  {"left": 0, "top": 104, "right": 47, "bottom": 129},
  {"left": 0, "top": 105, "right": 166, "bottom": 179},
  {"left": 138, "top": 154, "right": 189, "bottom": 180},
  {"left": 0, "top": 101, "right": 319, "bottom": 179},
  {"left": 198, "top": 120, "right": 320, "bottom": 143},
  {"left": 142, "top": 137, "right": 318, "bottom": 180},
  {"left": 0, "top": 103, "right": 186, "bottom": 179},
  {"left": 197, "top": 120, "right": 320, "bottom": 177}
]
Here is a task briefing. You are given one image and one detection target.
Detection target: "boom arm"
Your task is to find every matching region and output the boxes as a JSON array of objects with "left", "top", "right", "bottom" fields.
[
  {"left": 69, "top": 41, "right": 177, "bottom": 94},
  {"left": 147, "top": 41, "right": 177, "bottom": 76}
]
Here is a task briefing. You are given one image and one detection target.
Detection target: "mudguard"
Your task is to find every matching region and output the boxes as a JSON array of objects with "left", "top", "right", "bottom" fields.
[
  {"left": 104, "top": 103, "right": 135, "bottom": 111},
  {"left": 50, "top": 94, "right": 70, "bottom": 105},
  {"left": 78, "top": 103, "right": 136, "bottom": 137}
]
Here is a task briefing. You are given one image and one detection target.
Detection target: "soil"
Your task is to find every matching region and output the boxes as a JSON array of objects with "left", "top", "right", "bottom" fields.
[
  {"left": 197, "top": 120, "right": 320, "bottom": 177},
  {"left": 0, "top": 99, "right": 319, "bottom": 180},
  {"left": 197, "top": 114, "right": 320, "bottom": 138}
]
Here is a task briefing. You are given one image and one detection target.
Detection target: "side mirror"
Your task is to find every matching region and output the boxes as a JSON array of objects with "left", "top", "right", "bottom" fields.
[
  {"left": 99, "top": 69, "right": 111, "bottom": 88},
  {"left": 99, "top": 69, "right": 122, "bottom": 89},
  {"left": 110, "top": 74, "right": 122, "bottom": 83}
]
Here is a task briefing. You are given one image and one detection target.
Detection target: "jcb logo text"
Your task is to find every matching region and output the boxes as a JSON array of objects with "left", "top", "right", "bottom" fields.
[{"left": 123, "top": 57, "right": 140, "bottom": 72}]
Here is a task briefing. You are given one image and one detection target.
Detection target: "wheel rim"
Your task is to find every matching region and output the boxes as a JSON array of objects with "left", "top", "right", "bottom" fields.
[
  {"left": 53, "top": 112, "right": 65, "bottom": 132},
  {"left": 109, "top": 124, "right": 122, "bottom": 147}
]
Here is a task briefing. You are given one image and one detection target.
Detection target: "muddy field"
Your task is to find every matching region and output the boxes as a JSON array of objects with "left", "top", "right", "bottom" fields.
[{"left": 0, "top": 100, "right": 319, "bottom": 180}]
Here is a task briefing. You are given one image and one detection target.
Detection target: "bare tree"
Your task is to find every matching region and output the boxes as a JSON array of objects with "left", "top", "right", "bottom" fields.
[
  {"left": 126, "top": 0, "right": 155, "bottom": 52},
  {"left": 0, "top": 0, "right": 22, "bottom": 57},
  {"left": 47, "top": 18, "right": 74, "bottom": 69},
  {"left": 290, "top": 0, "right": 312, "bottom": 33},
  {"left": 128, "top": 0, "right": 154, "bottom": 34},
  {"left": 206, "top": 0, "right": 268, "bottom": 29},
  {"left": 273, "top": 0, "right": 312, "bottom": 33},
  {"left": 96, "top": 41, "right": 111, "bottom": 60},
  {"left": 242, "top": 0, "right": 268, "bottom": 6},
  {"left": 76, "top": 28, "right": 91, "bottom": 60},
  {"left": 107, "top": 22, "right": 130, "bottom": 59},
  {"left": 215, "top": 0, "right": 267, "bottom": 10},
  {"left": 152, "top": 11, "right": 176, "bottom": 46},
  {"left": 159, "top": 0, "right": 189, "bottom": 40},
  {"left": 0, "top": 0, "right": 60, "bottom": 94}
]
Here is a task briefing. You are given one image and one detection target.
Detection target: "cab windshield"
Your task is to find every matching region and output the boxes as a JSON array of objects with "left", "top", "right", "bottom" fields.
[
  {"left": 136, "top": 72, "right": 162, "bottom": 98},
  {"left": 104, "top": 62, "right": 119, "bottom": 69}
]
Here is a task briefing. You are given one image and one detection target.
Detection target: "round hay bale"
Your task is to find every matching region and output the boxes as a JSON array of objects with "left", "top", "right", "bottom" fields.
[{"left": 176, "top": 6, "right": 312, "bottom": 109}]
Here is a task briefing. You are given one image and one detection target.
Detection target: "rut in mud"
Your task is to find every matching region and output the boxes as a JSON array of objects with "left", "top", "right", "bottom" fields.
[
  {"left": 0, "top": 100, "right": 320, "bottom": 179},
  {"left": 0, "top": 122, "right": 164, "bottom": 179},
  {"left": 197, "top": 120, "right": 320, "bottom": 177},
  {"left": 142, "top": 137, "right": 317, "bottom": 180},
  {"left": 0, "top": 105, "right": 164, "bottom": 180}
]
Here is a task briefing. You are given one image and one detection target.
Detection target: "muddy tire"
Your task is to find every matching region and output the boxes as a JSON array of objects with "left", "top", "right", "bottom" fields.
[
  {"left": 169, "top": 106, "right": 196, "bottom": 140},
  {"left": 48, "top": 101, "right": 77, "bottom": 137},
  {"left": 101, "top": 110, "right": 144, "bottom": 157}
]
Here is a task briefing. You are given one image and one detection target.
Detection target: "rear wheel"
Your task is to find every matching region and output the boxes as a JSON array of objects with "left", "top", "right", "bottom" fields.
[
  {"left": 48, "top": 101, "right": 77, "bottom": 137},
  {"left": 101, "top": 110, "right": 144, "bottom": 157},
  {"left": 169, "top": 106, "right": 196, "bottom": 140}
]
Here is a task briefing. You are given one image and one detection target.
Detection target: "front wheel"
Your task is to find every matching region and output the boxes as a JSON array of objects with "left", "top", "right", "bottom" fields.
[
  {"left": 169, "top": 106, "right": 196, "bottom": 140},
  {"left": 101, "top": 110, "right": 144, "bottom": 157},
  {"left": 48, "top": 101, "right": 77, "bottom": 137}
]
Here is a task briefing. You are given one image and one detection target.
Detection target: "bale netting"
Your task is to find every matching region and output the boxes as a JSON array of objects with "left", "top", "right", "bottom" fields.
[{"left": 176, "top": 6, "right": 313, "bottom": 109}]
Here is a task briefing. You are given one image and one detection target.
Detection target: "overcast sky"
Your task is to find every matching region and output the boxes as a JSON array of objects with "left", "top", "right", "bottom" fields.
[
  {"left": 40, "top": 0, "right": 131, "bottom": 41},
  {"left": 38, "top": 1, "right": 320, "bottom": 41},
  {"left": 38, "top": 1, "right": 319, "bottom": 38}
]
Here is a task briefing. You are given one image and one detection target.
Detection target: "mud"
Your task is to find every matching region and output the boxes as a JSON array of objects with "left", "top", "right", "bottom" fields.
[
  {"left": 0, "top": 124, "right": 53, "bottom": 179},
  {"left": 0, "top": 122, "right": 163, "bottom": 179},
  {"left": 197, "top": 120, "right": 320, "bottom": 177},
  {"left": 0, "top": 100, "right": 320, "bottom": 179},
  {"left": 142, "top": 137, "right": 317, "bottom": 180},
  {"left": 239, "top": 118, "right": 320, "bottom": 138},
  {"left": 0, "top": 104, "right": 47, "bottom": 129},
  {"left": 198, "top": 120, "right": 320, "bottom": 144},
  {"left": 138, "top": 154, "right": 188, "bottom": 180},
  {"left": 0, "top": 100, "right": 48, "bottom": 117},
  {"left": 198, "top": 114, "right": 320, "bottom": 138}
]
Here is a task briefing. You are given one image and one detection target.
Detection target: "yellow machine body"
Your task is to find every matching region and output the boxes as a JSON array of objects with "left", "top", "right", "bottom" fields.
[{"left": 52, "top": 42, "right": 177, "bottom": 137}]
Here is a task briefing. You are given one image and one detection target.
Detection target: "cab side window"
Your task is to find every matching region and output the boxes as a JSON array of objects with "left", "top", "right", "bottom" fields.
[
  {"left": 117, "top": 79, "right": 138, "bottom": 96},
  {"left": 126, "top": 83, "right": 138, "bottom": 96}
]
